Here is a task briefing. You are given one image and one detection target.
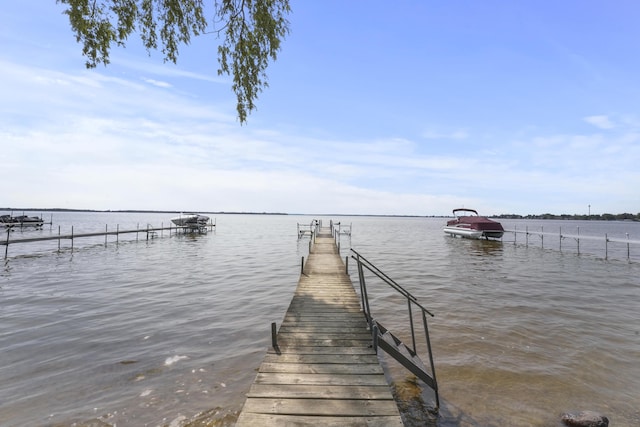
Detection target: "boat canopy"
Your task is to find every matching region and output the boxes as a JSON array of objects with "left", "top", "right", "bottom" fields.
[{"left": 452, "top": 208, "right": 478, "bottom": 216}]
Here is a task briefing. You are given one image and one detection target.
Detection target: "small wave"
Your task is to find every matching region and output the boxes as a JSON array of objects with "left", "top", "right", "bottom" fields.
[{"left": 164, "top": 355, "right": 189, "bottom": 366}]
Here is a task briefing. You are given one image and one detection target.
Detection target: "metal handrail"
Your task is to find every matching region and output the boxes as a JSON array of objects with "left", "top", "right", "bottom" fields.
[
  {"left": 351, "top": 249, "right": 434, "bottom": 317},
  {"left": 350, "top": 248, "right": 439, "bottom": 410}
]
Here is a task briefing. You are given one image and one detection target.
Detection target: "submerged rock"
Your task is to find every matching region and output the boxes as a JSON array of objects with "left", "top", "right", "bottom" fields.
[{"left": 561, "top": 411, "right": 609, "bottom": 427}]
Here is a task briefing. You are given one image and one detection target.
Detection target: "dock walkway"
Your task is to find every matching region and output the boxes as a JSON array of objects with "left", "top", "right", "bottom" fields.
[{"left": 236, "top": 227, "right": 403, "bottom": 426}]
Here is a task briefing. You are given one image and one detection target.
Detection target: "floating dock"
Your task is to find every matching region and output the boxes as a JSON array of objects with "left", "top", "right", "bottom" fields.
[{"left": 236, "top": 226, "right": 404, "bottom": 426}]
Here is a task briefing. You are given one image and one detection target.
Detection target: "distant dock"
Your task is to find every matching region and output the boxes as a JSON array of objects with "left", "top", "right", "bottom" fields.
[
  {"left": 2, "top": 220, "right": 215, "bottom": 259},
  {"left": 236, "top": 225, "right": 404, "bottom": 426}
]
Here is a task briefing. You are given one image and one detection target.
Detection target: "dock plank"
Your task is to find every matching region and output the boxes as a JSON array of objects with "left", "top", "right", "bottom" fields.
[
  {"left": 240, "top": 398, "right": 400, "bottom": 416},
  {"left": 247, "top": 384, "right": 396, "bottom": 400},
  {"left": 235, "top": 413, "right": 404, "bottom": 427},
  {"left": 258, "top": 362, "right": 384, "bottom": 375},
  {"left": 261, "top": 353, "right": 380, "bottom": 364}
]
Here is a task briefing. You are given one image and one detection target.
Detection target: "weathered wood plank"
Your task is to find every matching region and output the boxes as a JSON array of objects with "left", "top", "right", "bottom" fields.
[
  {"left": 279, "top": 324, "right": 368, "bottom": 330},
  {"left": 258, "top": 362, "right": 384, "bottom": 375},
  {"left": 241, "top": 398, "right": 401, "bottom": 416},
  {"left": 247, "top": 383, "right": 396, "bottom": 399},
  {"left": 277, "top": 338, "right": 373, "bottom": 348},
  {"left": 276, "top": 330, "right": 372, "bottom": 339},
  {"left": 267, "top": 346, "right": 375, "bottom": 356},
  {"left": 262, "top": 353, "right": 380, "bottom": 364},
  {"left": 235, "top": 413, "right": 404, "bottom": 427},
  {"left": 283, "top": 311, "right": 364, "bottom": 318},
  {"left": 278, "top": 328, "right": 371, "bottom": 336},
  {"left": 253, "top": 372, "right": 390, "bottom": 386},
  {"left": 284, "top": 308, "right": 364, "bottom": 315}
]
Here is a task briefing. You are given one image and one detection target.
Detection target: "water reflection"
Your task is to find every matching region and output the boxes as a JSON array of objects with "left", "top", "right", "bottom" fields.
[{"left": 444, "top": 235, "right": 504, "bottom": 258}]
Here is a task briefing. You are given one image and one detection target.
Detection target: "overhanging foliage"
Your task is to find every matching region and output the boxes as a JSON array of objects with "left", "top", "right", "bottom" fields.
[{"left": 57, "top": 0, "right": 291, "bottom": 124}]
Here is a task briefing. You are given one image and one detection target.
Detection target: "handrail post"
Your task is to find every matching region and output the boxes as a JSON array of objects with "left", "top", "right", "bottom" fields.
[
  {"left": 408, "top": 300, "right": 417, "bottom": 354},
  {"left": 423, "top": 310, "right": 439, "bottom": 409},
  {"left": 356, "top": 257, "right": 372, "bottom": 324}
]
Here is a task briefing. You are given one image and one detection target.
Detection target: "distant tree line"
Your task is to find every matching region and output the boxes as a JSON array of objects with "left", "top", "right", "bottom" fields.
[{"left": 494, "top": 213, "right": 640, "bottom": 221}]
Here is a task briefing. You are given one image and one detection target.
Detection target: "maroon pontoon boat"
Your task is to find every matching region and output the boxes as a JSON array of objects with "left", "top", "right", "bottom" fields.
[{"left": 443, "top": 208, "right": 504, "bottom": 240}]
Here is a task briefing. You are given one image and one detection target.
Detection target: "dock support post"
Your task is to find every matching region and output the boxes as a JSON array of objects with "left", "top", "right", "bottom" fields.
[
  {"left": 301, "top": 256, "right": 304, "bottom": 275},
  {"left": 117, "top": 224, "right": 120, "bottom": 245},
  {"left": 71, "top": 226, "right": 74, "bottom": 253},
  {"left": 372, "top": 323, "right": 378, "bottom": 352},
  {"left": 627, "top": 233, "right": 630, "bottom": 260},
  {"left": 559, "top": 227, "right": 562, "bottom": 251},
  {"left": 58, "top": 226, "right": 61, "bottom": 252},
  {"left": 345, "top": 256, "right": 348, "bottom": 275},
  {"left": 271, "top": 322, "right": 278, "bottom": 349},
  {"left": 4, "top": 228, "right": 9, "bottom": 259},
  {"left": 605, "top": 233, "right": 609, "bottom": 259},
  {"left": 105, "top": 225, "right": 108, "bottom": 246}
]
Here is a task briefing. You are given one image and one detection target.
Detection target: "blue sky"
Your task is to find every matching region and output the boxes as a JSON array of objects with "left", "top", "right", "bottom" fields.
[{"left": 1, "top": 1, "right": 639, "bottom": 216}]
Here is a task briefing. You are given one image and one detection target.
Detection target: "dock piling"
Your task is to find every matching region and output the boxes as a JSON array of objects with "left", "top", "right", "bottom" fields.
[{"left": 271, "top": 322, "right": 278, "bottom": 350}]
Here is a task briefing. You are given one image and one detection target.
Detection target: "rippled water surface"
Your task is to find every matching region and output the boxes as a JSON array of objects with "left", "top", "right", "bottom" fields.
[{"left": 1, "top": 212, "right": 639, "bottom": 426}]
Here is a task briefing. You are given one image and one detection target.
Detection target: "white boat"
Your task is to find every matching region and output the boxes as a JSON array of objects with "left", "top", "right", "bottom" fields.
[
  {"left": 170, "top": 213, "right": 210, "bottom": 228},
  {"left": 443, "top": 208, "right": 504, "bottom": 240}
]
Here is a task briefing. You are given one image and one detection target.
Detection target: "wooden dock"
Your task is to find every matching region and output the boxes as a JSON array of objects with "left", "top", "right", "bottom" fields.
[{"left": 236, "top": 227, "right": 404, "bottom": 426}]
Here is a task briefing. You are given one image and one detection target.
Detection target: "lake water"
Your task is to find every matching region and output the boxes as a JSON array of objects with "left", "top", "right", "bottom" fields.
[{"left": 1, "top": 212, "right": 639, "bottom": 427}]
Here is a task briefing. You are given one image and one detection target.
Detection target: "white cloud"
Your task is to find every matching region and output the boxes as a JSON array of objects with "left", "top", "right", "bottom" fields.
[
  {"left": 583, "top": 115, "right": 615, "bottom": 129},
  {"left": 143, "top": 78, "right": 172, "bottom": 88},
  {"left": 421, "top": 129, "right": 469, "bottom": 140}
]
